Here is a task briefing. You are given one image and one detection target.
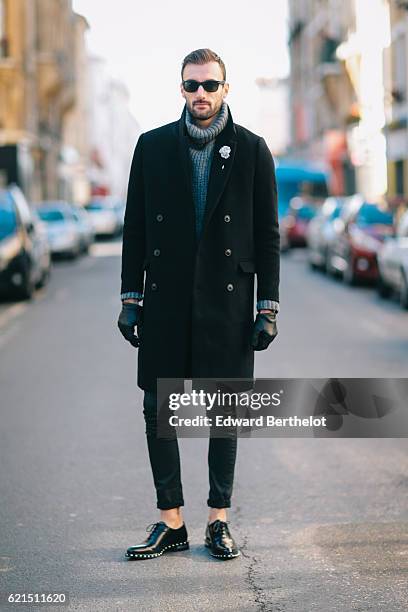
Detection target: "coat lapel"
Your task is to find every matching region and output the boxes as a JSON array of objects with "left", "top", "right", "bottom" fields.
[
  {"left": 177, "top": 107, "right": 197, "bottom": 242},
  {"left": 200, "top": 106, "right": 237, "bottom": 240}
]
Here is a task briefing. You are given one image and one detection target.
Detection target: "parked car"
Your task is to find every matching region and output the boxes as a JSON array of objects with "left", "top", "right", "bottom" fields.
[
  {"left": 70, "top": 206, "right": 95, "bottom": 253},
  {"left": 377, "top": 210, "right": 408, "bottom": 309},
  {"left": 37, "top": 201, "right": 82, "bottom": 259},
  {"left": 110, "top": 198, "right": 126, "bottom": 234},
  {"left": 327, "top": 196, "right": 394, "bottom": 285},
  {"left": 0, "top": 185, "right": 51, "bottom": 299},
  {"left": 84, "top": 197, "right": 123, "bottom": 237},
  {"left": 280, "top": 197, "right": 319, "bottom": 249},
  {"left": 31, "top": 209, "right": 52, "bottom": 288},
  {"left": 307, "top": 197, "right": 346, "bottom": 270}
]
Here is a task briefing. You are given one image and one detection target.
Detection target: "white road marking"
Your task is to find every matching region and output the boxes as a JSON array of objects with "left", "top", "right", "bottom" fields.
[
  {"left": 0, "top": 303, "right": 27, "bottom": 331},
  {"left": 90, "top": 242, "right": 122, "bottom": 257}
]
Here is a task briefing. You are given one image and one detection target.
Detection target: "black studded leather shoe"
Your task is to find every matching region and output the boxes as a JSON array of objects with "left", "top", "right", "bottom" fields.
[
  {"left": 204, "top": 520, "right": 240, "bottom": 559},
  {"left": 126, "top": 521, "right": 189, "bottom": 560}
]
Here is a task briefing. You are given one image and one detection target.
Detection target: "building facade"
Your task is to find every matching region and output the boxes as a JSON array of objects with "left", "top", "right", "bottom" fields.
[
  {"left": 0, "top": 0, "right": 40, "bottom": 199},
  {"left": 86, "top": 55, "right": 141, "bottom": 200},
  {"left": 61, "top": 12, "right": 90, "bottom": 204},
  {"left": 384, "top": 0, "right": 408, "bottom": 201},
  {"left": 255, "top": 76, "right": 290, "bottom": 157},
  {"left": 0, "top": 0, "right": 90, "bottom": 203},
  {"left": 288, "top": 0, "right": 390, "bottom": 199}
]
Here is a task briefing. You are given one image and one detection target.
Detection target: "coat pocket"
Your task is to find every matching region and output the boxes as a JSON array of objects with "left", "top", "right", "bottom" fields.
[{"left": 238, "top": 260, "right": 256, "bottom": 273}]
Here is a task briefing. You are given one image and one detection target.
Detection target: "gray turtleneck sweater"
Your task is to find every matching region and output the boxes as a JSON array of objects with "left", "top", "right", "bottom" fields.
[{"left": 185, "top": 101, "right": 228, "bottom": 239}]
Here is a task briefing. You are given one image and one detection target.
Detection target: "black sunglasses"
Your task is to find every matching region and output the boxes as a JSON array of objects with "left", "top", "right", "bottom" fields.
[{"left": 182, "top": 79, "right": 225, "bottom": 93}]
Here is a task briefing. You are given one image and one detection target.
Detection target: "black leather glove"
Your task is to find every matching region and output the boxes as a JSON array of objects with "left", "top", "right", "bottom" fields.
[
  {"left": 117, "top": 302, "right": 143, "bottom": 348},
  {"left": 251, "top": 312, "right": 278, "bottom": 351}
]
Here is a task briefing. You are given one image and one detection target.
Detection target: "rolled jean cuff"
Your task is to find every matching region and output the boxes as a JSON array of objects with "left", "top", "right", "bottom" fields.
[
  {"left": 157, "top": 487, "right": 185, "bottom": 510},
  {"left": 207, "top": 497, "right": 232, "bottom": 509}
]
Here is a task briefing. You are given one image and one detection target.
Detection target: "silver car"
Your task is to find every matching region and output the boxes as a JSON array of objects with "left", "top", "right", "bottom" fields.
[
  {"left": 0, "top": 186, "right": 52, "bottom": 299},
  {"left": 84, "top": 198, "right": 122, "bottom": 238},
  {"left": 377, "top": 210, "right": 408, "bottom": 309},
  {"left": 37, "top": 202, "right": 82, "bottom": 259},
  {"left": 71, "top": 206, "right": 95, "bottom": 253},
  {"left": 306, "top": 197, "right": 346, "bottom": 271}
]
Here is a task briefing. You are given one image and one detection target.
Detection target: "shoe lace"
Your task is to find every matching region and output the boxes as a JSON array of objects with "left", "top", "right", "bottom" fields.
[
  {"left": 146, "top": 522, "right": 162, "bottom": 535},
  {"left": 212, "top": 520, "right": 230, "bottom": 534}
]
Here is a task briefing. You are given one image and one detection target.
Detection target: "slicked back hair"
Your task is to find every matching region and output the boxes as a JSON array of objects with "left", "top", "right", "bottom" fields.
[{"left": 181, "top": 48, "right": 226, "bottom": 81}]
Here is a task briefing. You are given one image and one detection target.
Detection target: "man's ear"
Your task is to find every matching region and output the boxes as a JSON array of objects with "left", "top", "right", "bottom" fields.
[
  {"left": 180, "top": 83, "right": 186, "bottom": 100},
  {"left": 223, "top": 83, "right": 230, "bottom": 98}
]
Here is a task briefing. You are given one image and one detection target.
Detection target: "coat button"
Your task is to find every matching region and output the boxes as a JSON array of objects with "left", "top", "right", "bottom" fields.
[
  {"left": 151, "top": 282, "right": 158, "bottom": 290},
  {"left": 226, "top": 283, "right": 234, "bottom": 292},
  {"left": 153, "top": 249, "right": 160, "bottom": 256},
  {"left": 224, "top": 214, "right": 231, "bottom": 223},
  {"left": 225, "top": 248, "right": 232, "bottom": 256},
  {"left": 156, "top": 214, "right": 163, "bottom": 222}
]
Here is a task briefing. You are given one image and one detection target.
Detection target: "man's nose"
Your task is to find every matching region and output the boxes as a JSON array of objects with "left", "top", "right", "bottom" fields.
[{"left": 196, "top": 84, "right": 205, "bottom": 95}]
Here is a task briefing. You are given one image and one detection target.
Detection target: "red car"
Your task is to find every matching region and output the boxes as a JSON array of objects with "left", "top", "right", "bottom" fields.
[
  {"left": 281, "top": 197, "right": 319, "bottom": 249},
  {"left": 327, "top": 196, "right": 394, "bottom": 285}
]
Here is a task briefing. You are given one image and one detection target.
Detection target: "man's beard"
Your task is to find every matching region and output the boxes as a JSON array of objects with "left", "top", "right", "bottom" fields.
[{"left": 188, "top": 100, "right": 222, "bottom": 121}]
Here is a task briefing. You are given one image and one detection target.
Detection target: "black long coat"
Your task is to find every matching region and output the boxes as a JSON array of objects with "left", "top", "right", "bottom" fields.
[{"left": 120, "top": 105, "right": 280, "bottom": 392}]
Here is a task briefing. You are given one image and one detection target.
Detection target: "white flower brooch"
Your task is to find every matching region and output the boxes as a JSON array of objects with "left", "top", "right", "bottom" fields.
[{"left": 219, "top": 145, "right": 231, "bottom": 160}]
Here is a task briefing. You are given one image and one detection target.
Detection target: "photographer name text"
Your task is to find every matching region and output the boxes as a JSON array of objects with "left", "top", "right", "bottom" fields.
[{"left": 168, "top": 415, "right": 327, "bottom": 428}]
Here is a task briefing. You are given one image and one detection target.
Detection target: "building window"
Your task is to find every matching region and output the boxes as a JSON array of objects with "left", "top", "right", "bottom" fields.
[
  {"left": 319, "top": 36, "right": 340, "bottom": 65},
  {"left": 0, "top": 0, "right": 8, "bottom": 58}
]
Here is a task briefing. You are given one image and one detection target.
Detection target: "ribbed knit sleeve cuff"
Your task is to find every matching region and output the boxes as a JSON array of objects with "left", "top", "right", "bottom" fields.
[
  {"left": 121, "top": 292, "right": 144, "bottom": 301},
  {"left": 257, "top": 300, "right": 280, "bottom": 312}
]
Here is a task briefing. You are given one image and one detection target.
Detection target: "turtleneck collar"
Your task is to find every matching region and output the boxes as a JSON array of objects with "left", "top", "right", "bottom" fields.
[{"left": 185, "top": 101, "right": 229, "bottom": 147}]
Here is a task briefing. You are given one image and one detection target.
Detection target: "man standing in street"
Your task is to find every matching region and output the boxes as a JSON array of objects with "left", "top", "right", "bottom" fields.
[{"left": 117, "top": 48, "right": 280, "bottom": 560}]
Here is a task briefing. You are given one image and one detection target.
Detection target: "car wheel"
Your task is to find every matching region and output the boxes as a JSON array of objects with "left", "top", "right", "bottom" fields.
[
  {"left": 377, "top": 274, "right": 392, "bottom": 299},
  {"left": 36, "top": 266, "right": 51, "bottom": 289},
  {"left": 325, "top": 251, "right": 332, "bottom": 274},
  {"left": 400, "top": 270, "right": 408, "bottom": 310},
  {"left": 325, "top": 249, "right": 338, "bottom": 277},
  {"left": 308, "top": 255, "right": 319, "bottom": 270},
  {"left": 69, "top": 244, "right": 80, "bottom": 260},
  {"left": 16, "top": 264, "right": 35, "bottom": 300},
  {"left": 343, "top": 255, "right": 357, "bottom": 286}
]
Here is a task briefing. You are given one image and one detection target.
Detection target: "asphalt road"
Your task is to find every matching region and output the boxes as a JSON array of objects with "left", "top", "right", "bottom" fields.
[{"left": 0, "top": 241, "right": 407, "bottom": 612}]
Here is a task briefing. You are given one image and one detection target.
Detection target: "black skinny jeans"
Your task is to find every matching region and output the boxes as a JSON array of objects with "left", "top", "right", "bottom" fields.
[{"left": 142, "top": 389, "right": 238, "bottom": 510}]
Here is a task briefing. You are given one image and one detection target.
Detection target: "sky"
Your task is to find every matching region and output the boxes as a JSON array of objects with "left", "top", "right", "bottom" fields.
[{"left": 72, "top": 0, "right": 290, "bottom": 133}]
